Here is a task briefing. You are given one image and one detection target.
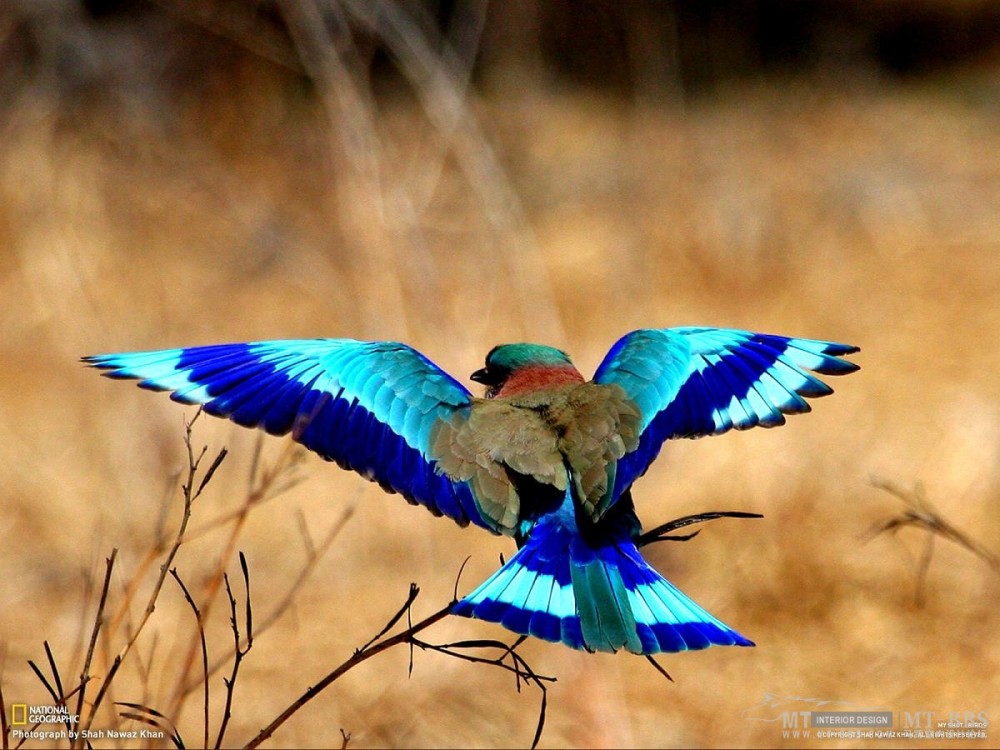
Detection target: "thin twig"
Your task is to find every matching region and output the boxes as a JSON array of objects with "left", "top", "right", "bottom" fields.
[
  {"left": 42, "top": 642, "right": 72, "bottom": 738},
  {"left": 244, "top": 582, "right": 555, "bottom": 750},
  {"left": 168, "top": 439, "right": 301, "bottom": 721},
  {"left": 451, "top": 556, "right": 472, "bottom": 602},
  {"left": 410, "top": 632, "right": 555, "bottom": 745},
  {"left": 72, "top": 549, "right": 117, "bottom": 749},
  {"left": 170, "top": 567, "right": 210, "bottom": 750},
  {"left": 239, "top": 552, "right": 253, "bottom": 651},
  {"left": 637, "top": 511, "right": 764, "bottom": 547},
  {"left": 867, "top": 477, "right": 1000, "bottom": 606},
  {"left": 215, "top": 552, "right": 253, "bottom": 749},
  {"left": 44, "top": 643, "right": 64, "bottom": 701},
  {"left": 182, "top": 503, "right": 350, "bottom": 695},
  {"left": 28, "top": 643, "right": 75, "bottom": 740},
  {"left": 244, "top": 585, "right": 447, "bottom": 749},
  {"left": 115, "top": 702, "right": 184, "bottom": 749},
  {"left": 83, "top": 410, "right": 224, "bottom": 740},
  {"left": 1, "top": 672, "right": 9, "bottom": 750},
  {"left": 358, "top": 583, "right": 424, "bottom": 654}
]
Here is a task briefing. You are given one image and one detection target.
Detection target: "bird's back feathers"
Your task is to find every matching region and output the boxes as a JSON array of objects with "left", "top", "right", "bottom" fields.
[{"left": 432, "top": 382, "right": 641, "bottom": 532}]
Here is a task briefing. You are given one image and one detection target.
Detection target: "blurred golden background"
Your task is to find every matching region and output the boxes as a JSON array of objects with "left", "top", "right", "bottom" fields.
[{"left": 1, "top": 1, "right": 998, "bottom": 747}]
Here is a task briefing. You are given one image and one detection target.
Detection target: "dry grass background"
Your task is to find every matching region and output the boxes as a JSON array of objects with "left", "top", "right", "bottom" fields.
[{"left": 1, "top": 2, "right": 998, "bottom": 748}]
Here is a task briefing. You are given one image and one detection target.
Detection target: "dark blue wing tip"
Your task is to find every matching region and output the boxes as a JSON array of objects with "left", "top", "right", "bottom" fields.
[
  {"left": 815, "top": 344, "right": 861, "bottom": 376},
  {"left": 717, "top": 626, "right": 755, "bottom": 648},
  {"left": 823, "top": 342, "right": 861, "bottom": 356}
]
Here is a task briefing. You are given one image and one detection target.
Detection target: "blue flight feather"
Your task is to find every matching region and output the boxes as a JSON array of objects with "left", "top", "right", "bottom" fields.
[
  {"left": 84, "top": 340, "right": 494, "bottom": 531},
  {"left": 593, "top": 327, "right": 859, "bottom": 504},
  {"left": 453, "top": 488, "right": 753, "bottom": 654}
]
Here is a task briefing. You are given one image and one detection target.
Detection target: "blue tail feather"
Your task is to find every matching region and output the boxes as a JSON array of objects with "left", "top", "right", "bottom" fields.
[{"left": 453, "top": 511, "right": 753, "bottom": 655}]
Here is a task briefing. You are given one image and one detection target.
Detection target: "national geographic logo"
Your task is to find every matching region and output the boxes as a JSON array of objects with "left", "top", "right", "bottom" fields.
[
  {"left": 10, "top": 703, "right": 80, "bottom": 726},
  {"left": 7, "top": 703, "right": 165, "bottom": 743}
]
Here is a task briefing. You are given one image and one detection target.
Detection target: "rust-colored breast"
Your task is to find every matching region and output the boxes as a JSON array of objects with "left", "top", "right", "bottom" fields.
[{"left": 495, "top": 365, "right": 585, "bottom": 398}]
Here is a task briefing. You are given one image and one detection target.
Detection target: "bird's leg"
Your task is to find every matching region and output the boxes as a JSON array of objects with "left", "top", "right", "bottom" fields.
[{"left": 636, "top": 511, "right": 763, "bottom": 547}]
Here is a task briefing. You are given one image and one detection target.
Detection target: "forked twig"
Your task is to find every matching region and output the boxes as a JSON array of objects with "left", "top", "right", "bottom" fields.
[
  {"left": 244, "top": 584, "right": 441, "bottom": 748},
  {"left": 26, "top": 643, "right": 76, "bottom": 739},
  {"left": 100, "top": 552, "right": 255, "bottom": 750},
  {"left": 115, "top": 702, "right": 184, "bottom": 749},
  {"left": 180, "top": 504, "right": 350, "bottom": 697},
  {"left": 215, "top": 552, "right": 253, "bottom": 749},
  {"left": 242, "top": 506, "right": 752, "bottom": 747},
  {"left": 410, "top": 635, "right": 554, "bottom": 747},
  {"left": 82, "top": 409, "right": 226, "bottom": 740},
  {"left": 243, "top": 584, "right": 555, "bottom": 750},
  {"left": 168, "top": 436, "right": 301, "bottom": 723},
  {"left": 170, "top": 567, "right": 210, "bottom": 749},
  {"left": 867, "top": 476, "right": 1000, "bottom": 606}
]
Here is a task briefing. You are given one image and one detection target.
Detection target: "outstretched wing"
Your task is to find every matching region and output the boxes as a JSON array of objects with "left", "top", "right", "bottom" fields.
[
  {"left": 593, "top": 327, "right": 859, "bottom": 502},
  {"left": 84, "top": 340, "right": 496, "bottom": 531}
]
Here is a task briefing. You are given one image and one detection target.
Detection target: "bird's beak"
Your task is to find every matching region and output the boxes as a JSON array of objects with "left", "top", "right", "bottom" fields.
[{"left": 470, "top": 367, "right": 489, "bottom": 384}]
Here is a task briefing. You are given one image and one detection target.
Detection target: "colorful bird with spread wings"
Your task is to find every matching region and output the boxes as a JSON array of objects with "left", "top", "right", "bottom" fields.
[{"left": 84, "top": 327, "right": 859, "bottom": 656}]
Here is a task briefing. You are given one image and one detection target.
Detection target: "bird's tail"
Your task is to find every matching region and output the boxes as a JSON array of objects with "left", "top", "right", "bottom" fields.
[{"left": 452, "top": 516, "right": 753, "bottom": 655}]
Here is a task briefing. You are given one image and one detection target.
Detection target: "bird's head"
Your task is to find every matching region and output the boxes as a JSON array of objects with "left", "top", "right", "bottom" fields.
[{"left": 471, "top": 343, "right": 582, "bottom": 398}]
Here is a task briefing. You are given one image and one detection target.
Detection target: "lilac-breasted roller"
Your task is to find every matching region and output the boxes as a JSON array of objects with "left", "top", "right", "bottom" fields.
[{"left": 84, "top": 327, "right": 858, "bottom": 655}]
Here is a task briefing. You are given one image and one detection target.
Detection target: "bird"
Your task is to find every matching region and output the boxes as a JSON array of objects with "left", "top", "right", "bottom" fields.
[{"left": 84, "top": 327, "right": 859, "bottom": 656}]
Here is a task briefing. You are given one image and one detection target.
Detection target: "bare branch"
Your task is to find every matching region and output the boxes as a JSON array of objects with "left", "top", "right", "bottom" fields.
[
  {"left": 84, "top": 409, "right": 224, "bottom": 739},
  {"left": 215, "top": 552, "right": 254, "bottom": 749},
  {"left": 115, "top": 702, "right": 184, "bottom": 749},
  {"left": 244, "top": 586, "right": 450, "bottom": 749},
  {"left": 244, "top": 579, "right": 556, "bottom": 750},
  {"left": 867, "top": 477, "right": 1000, "bottom": 606},
  {"left": 637, "top": 510, "right": 763, "bottom": 547},
  {"left": 72, "top": 549, "right": 117, "bottom": 749},
  {"left": 22, "top": 657, "right": 88, "bottom": 748},
  {"left": 168, "top": 439, "right": 303, "bottom": 721},
  {"left": 170, "top": 567, "right": 210, "bottom": 749},
  {"left": 0, "top": 673, "right": 8, "bottom": 750}
]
